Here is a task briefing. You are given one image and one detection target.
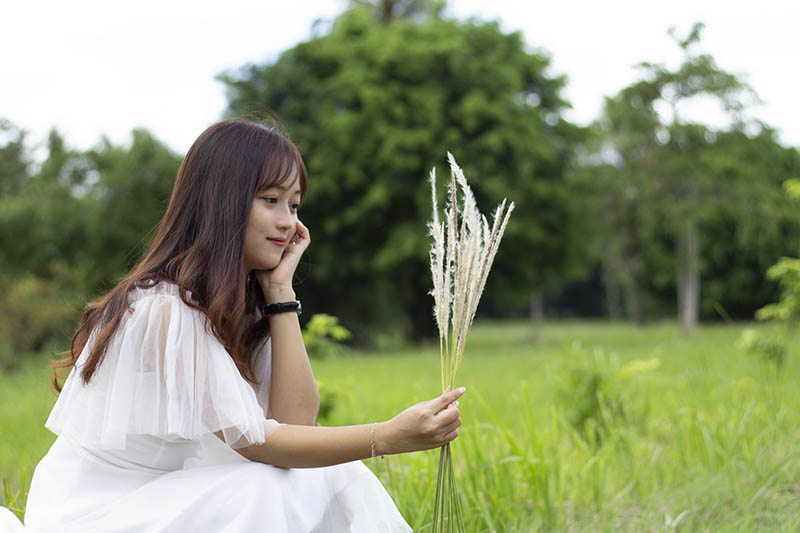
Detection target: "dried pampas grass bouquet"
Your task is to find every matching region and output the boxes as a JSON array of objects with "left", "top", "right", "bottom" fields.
[{"left": 428, "top": 153, "right": 514, "bottom": 532}]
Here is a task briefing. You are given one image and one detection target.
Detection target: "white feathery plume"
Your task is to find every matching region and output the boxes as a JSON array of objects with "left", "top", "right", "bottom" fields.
[
  {"left": 428, "top": 168, "right": 444, "bottom": 336},
  {"left": 428, "top": 152, "right": 514, "bottom": 533}
]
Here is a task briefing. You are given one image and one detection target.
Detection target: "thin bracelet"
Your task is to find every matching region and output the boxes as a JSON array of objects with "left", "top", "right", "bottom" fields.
[{"left": 370, "top": 422, "right": 384, "bottom": 461}]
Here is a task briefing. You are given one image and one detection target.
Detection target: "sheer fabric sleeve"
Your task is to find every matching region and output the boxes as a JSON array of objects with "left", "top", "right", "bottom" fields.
[{"left": 46, "top": 287, "right": 283, "bottom": 450}]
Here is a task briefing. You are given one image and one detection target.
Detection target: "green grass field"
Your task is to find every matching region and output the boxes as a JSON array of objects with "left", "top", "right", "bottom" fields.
[{"left": 2, "top": 320, "right": 799, "bottom": 531}]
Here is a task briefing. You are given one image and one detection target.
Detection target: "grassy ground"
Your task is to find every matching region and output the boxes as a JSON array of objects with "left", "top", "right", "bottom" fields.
[{"left": 2, "top": 320, "right": 799, "bottom": 531}]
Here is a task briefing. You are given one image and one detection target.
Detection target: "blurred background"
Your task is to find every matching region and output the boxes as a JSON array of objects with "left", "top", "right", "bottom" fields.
[{"left": 2, "top": 0, "right": 800, "bottom": 357}]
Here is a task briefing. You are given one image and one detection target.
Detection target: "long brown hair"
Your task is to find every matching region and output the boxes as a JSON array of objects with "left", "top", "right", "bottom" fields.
[{"left": 53, "top": 119, "right": 308, "bottom": 390}]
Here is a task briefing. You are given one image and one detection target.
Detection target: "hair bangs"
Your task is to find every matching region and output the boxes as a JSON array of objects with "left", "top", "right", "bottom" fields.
[{"left": 256, "top": 134, "right": 308, "bottom": 202}]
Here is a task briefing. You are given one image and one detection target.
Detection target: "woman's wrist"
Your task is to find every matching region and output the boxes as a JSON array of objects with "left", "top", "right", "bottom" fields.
[
  {"left": 265, "top": 286, "right": 296, "bottom": 304},
  {"left": 373, "top": 421, "right": 393, "bottom": 456}
]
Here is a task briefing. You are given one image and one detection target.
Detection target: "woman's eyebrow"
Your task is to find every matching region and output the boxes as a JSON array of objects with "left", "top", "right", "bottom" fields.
[{"left": 263, "top": 183, "right": 302, "bottom": 195}]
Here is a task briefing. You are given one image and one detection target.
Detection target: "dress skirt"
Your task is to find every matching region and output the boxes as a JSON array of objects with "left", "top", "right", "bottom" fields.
[{"left": 22, "top": 433, "right": 410, "bottom": 532}]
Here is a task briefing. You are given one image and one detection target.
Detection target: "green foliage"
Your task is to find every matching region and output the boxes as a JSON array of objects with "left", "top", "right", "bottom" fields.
[
  {"left": 560, "top": 342, "right": 659, "bottom": 444},
  {"left": 302, "top": 314, "right": 353, "bottom": 423},
  {"left": 0, "top": 130, "right": 91, "bottom": 283},
  {"left": 696, "top": 131, "right": 800, "bottom": 318},
  {"left": 315, "top": 377, "right": 358, "bottom": 425},
  {"left": 348, "top": 0, "right": 446, "bottom": 23},
  {"left": 0, "top": 264, "right": 86, "bottom": 370},
  {"left": 563, "top": 356, "right": 626, "bottom": 443},
  {"left": 302, "top": 313, "right": 352, "bottom": 358},
  {"left": 219, "top": 7, "right": 587, "bottom": 338},
  {"left": 737, "top": 328, "right": 786, "bottom": 367},
  {"left": 579, "top": 24, "right": 800, "bottom": 326},
  {"left": 782, "top": 177, "right": 800, "bottom": 200},
  {"left": 738, "top": 256, "right": 800, "bottom": 368},
  {"left": 0, "top": 119, "right": 30, "bottom": 197},
  {"left": 0, "top": 124, "right": 180, "bottom": 296},
  {"left": 315, "top": 379, "right": 337, "bottom": 424},
  {"left": 82, "top": 130, "right": 181, "bottom": 289},
  {"left": 757, "top": 257, "right": 800, "bottom": 323}
]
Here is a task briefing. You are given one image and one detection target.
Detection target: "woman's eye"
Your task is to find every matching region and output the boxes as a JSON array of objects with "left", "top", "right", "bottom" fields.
[
  {"left": 291, "top": 204, "right": 301, "bottom": 212},
  {"left": 262, "top": 197, "right": 278, "bottom": 204}
]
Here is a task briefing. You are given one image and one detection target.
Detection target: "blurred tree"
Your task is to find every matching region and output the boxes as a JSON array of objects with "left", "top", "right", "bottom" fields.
[
  {"left": 582, "top": 23, "right": 800, "bottom": 330},
  {"left": 0, "top": 129, "right": 91, "bottom": 281},
  {"left": 0, "top": 127, "right": 179, "bottom": 295},
  {"left": 694, "top": 128, "right": 800, "bottom": 319},
  {"left": 83, "top": 129, "right": 181, "bottom": 290},
  {"left": 348, "top": 0, "right": 445, "bottom": 23},
  {"left": 0, "top": 127, "right": 94, "bottom": 361},
  {"left": 219, "top": 6, "right": 587, "bottom": 340},
  {"left": 570, "top": 156, "right": 649, "bottom": 324},
  {"left": 0, "top": 119, "right": 30, "bottom": 197}
]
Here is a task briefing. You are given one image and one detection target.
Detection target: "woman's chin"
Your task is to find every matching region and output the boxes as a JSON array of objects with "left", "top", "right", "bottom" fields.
[
  {"left": 256, "top": 258, "right": 282, "bottom": 272},
  {"left": 245, "top": 250, "right": 285, "bottom": 274}
]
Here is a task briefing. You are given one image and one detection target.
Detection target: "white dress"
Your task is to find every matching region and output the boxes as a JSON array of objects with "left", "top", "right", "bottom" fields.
[{"left": 5, "top": 281, "right": 411, "bottom": 532}]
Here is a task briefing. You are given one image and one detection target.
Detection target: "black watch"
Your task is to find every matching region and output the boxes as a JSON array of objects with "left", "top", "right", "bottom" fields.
[{"left": 263, "top": 300, "right": 302, "bottom": 316}]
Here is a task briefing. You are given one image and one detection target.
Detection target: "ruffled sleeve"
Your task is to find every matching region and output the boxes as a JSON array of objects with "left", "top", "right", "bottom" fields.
[{"left": 46, "top": 282, "right": 283, "bottom": 450}]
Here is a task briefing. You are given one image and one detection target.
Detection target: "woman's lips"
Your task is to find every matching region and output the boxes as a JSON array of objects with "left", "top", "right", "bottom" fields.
[{"left": 268, "top": 238, "right": 287, "bottom": 246}]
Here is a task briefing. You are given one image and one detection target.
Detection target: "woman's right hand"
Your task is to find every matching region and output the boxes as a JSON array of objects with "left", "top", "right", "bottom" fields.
[{"left": 375, "top": 387, "right": 465, "bottom": 455}]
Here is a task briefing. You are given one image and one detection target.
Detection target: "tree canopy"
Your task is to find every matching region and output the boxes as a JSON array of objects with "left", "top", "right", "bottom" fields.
[{"left": 219, "top": 6, "right": 588, "bottom": 338}]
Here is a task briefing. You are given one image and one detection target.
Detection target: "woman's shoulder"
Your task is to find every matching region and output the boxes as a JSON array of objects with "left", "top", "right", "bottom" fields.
[
  {"left": 128, "top": 279, "right": 199, "bottom": 307},
  {"left": 122, "top": 280, "right": 209, "bottom": 332}
]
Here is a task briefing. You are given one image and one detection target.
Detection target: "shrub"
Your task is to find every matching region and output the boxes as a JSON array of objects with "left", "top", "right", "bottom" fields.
[
  {"left": 302, "top": 314, "right": 352, "bottom": 359},
  {"left": 0, "top": 264, "right": 86, "bottom": 371},
  {"left": 737, "top": 256, "right": 800, "bottom": 369},
  {"left": 560, "top": 342, "right": 658, "bottom": 445}
]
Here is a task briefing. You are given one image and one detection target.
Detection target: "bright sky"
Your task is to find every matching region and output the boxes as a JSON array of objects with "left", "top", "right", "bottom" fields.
[{"left": 2, "top": 0, "right": 798, "bottom": 157}]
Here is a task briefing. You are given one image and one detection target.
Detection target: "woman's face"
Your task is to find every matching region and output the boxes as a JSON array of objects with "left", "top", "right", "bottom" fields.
[{"left": 242, "top": 175, "right": 303, "bottom": 273}]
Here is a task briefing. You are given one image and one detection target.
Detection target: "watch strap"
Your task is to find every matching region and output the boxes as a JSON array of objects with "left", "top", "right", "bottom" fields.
[{"left": 263, "top": 300, "right": 302, "bottom": 316}]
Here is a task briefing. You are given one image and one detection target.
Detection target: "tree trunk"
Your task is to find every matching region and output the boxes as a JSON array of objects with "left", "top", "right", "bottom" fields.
[
  {"left": 530, "top": 291, "right": 544, "bottom": 320},
  {"left": 618, "top": 244, "right": 644, "bottom": 326},
  {"left": 602, "top": 264, "right": 623, "bottom": 319},
  {"left": 677, "top": 176, "right": 700, "bottom": 334},
  {"left": 615, "top": 192, "right": 644, "bottom": 326},
  {"left": 625, "top": 265, "right": 644, "bottom": 326}
]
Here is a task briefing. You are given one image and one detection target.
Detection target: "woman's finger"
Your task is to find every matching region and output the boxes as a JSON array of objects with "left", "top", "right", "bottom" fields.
[
  {"left": 294, "top": 220, "right": 310, "bottom": 241},
  {"left": 434, "top": 387, "right": 465, "bottom": 412},
  {"left": 433, "top": 406, "right": 460, "bottom": 433},
  {"left": 441, "top": 428, "right": 459, "bottom": 444},
  {"left": 440, "top": 415, "right": 462, "bottom": 436}
]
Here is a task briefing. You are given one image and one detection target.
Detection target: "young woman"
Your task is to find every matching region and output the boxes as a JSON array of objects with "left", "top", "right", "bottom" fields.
[{"left": 8, "top": 119, "right": 464, "bottom": 531}]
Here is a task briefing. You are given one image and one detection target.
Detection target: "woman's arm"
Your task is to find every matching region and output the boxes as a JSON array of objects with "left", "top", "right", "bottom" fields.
[
  {"left": 253, "top": 219, "right": 319, "bottom": 426},
  {"left": 228, "top": 388, "right": 465, "bottom": 468},
  {"left": 264, "top": 285, "right": 320, "bottom": 426}
]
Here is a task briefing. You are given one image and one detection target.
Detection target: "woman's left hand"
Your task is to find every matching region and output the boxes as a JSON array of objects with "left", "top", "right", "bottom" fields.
[{"left": 255, "top": 220, "right": 310, "bottom": 301}]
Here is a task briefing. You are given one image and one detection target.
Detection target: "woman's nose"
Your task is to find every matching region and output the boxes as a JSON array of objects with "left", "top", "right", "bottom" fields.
[{"left": 276, "top": 206, "right": 294, "bottom": 229}]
